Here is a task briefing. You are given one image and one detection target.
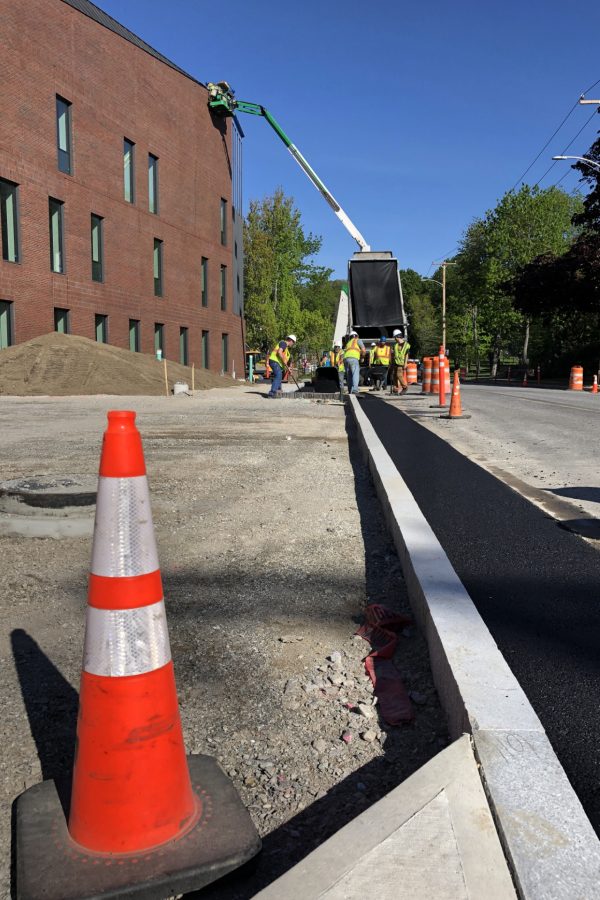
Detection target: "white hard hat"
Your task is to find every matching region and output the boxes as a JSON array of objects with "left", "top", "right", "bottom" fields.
[
  {"left": 393, "top": 329, "right": 403, "bottom": 337},
  {"left": 349, "top": 331, "right": 358, "bottom": 337},
  {"left": 333, "top": 343, "right": 341, "bottom": 349},
  {"left": 370, "top": 342, "right": 377, "bottom": 346},
  {"left": 287, "top": 334, "right": 297, "bottom": 343}
]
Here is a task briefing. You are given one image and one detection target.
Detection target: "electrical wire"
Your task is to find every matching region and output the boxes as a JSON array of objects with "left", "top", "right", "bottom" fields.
[
  {"left": 533, "top": 107, "right": 599, "bottom": 188},
  {"left": 509, "top": 76, "right": 600, "bottom": 192}
]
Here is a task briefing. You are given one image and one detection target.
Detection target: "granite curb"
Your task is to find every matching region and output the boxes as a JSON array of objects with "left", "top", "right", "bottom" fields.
[{"left": 349, "top": 396, "right": 600, "bottom": 900}]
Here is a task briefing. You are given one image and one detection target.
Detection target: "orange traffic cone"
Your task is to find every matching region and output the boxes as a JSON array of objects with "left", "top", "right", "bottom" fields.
[
  {"left": 441, "top": 370, "right": 471, "bottom": 420},
  {"left": 592, "top": 375, "right": 598, "bottom": 394},
  {"left": 15, "top": 411, "right": 260, "bottom": 899},
  {"left": 522, "top": 371, "right": 528, "bottom": 387}
]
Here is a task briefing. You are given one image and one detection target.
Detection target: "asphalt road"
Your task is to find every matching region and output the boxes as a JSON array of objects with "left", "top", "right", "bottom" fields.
[{"left": 361, "top": 394, "right": 600, "bottom": 837}]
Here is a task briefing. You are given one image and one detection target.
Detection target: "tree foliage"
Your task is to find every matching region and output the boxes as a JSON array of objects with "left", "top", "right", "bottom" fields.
[{"left": 243, "top": 189, "right": 337, "bottom": 355}]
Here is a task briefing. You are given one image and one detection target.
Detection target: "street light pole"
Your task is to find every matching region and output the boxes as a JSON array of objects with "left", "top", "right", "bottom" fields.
[{"left": 552, "top": 155, "right": 600, "bottom": 173}]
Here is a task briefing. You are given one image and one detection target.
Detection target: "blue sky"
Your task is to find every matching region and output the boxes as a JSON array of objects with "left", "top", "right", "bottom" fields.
[{"left": 96, "top": 0, "right": 600, "bottom": 278}]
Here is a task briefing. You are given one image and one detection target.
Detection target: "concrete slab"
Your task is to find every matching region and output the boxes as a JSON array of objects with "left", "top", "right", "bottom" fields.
[
  {"left": 349, "top": 396, "right": 600, "bottom": 899},
  {"left": 255, "top": 735, "right": 515, "bottom": 900}
]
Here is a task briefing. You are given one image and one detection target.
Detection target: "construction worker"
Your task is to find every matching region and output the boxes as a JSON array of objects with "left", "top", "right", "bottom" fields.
[
  {"left": 391, "top": 329, "right": 410, "bottom": 394},
  {"left": 267, "top": 334, "right": 296, "bottom": 398},
  {"left": 371, "top": 336, "right": 391, "bottom": 392},
  {"left": 333, "top": 342, "right": 345, "bottom": 391},
  {"left": 343, "top": 330, "right": 365, "bottom": 395}
]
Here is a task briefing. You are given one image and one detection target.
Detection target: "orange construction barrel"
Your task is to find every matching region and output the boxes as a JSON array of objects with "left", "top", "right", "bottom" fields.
[
  {"left": 569, "top": 365, "right": 583, "bottom": 390},
  {"left": 406, "top": 360, "right": 418, "bottom": 384},
  {"left": 422, "top": 357, "right": 432, "bottom": 393}
]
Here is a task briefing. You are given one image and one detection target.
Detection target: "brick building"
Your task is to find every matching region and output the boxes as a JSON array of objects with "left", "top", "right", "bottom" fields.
[{"left": 0, "top": 0, "right": 245, "bottom": 375}]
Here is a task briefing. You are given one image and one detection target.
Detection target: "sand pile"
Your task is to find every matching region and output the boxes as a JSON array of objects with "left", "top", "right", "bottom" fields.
[{"left": 0, "top": 333, "right": 239, "bottom": 396}]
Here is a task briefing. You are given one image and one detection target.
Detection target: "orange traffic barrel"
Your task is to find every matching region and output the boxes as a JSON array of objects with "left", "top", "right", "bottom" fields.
[
  {"left": 430, "top": 356, "right": 439, "bottom": 395},
  {"left": 406, "top": 360, "right": 418, "bottom": 384},
  {"left": 443, "top": 362, "right": 451, "bottom": 395},
  {"left": 422, "top": 357, "right": 432, "bottom": 393},
  {"left": 569, "top": 365, "right": 583, "bottom": 390}
]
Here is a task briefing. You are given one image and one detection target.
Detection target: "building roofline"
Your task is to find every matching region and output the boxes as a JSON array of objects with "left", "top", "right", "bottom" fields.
[{"left": 60, "top": 0, "right": 206, "bottom": 90}]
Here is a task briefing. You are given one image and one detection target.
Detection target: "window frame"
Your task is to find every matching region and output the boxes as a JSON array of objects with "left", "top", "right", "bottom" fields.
[
  {"left": 53, "top": 307, "right": 70, "bottom": 334},
  {"left": 154, "top": 322, "right": 164, "bottom": 355},
  {"left": 56, "top": 95, "right": 73, "bottom": 175},
  {"left": 202, "top": 330, "right": 209, "bottom": 369},
  {"left": 220, "top": 264, "right": 227, "bottom": 311},
  {"left": 129, "top": 318, "right": 140, "bottom": 352},
  {"left": 221, "top": 333, "right": 228, "bottom": 373},
  {"left": 179, "top": 326, "right": 188, "bottom": 366},
  {"left": 94, "top": 313, "right": 108, "bottom": 343},
  {"left": 0, "top": 178, "right": 20, "bottom": 264},
  {"left": 148, "top": 153, "right": 159, "bottom": 214},
  {"left": 153, "top": 238, "right": 163, "bottom": 297},
  {"left": 49, "top": 197, "right": 65, "bottom": 274},
  {"left": 201, "top": 257, "right": 209, "bottom": 307},
  {"left": 123, "top": 138, "right": 135, "bottom": 203},
  {"left": 0, "top": 299, "right": 14, "bottom": 349},
  {"left": 91, "top": 213, "right": 104, "bottom": 283},
  {"left": 220, "top": 198, "right": 227, "bottom": 246}
]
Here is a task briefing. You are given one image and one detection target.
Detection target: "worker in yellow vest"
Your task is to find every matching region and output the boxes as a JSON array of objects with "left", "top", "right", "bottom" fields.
[
  {"left": 390, "top": 329, "right": 411, "bottom": 394},
  {"left": 267, "top": 334, "right": 296, "bottom": 398},
  {"left": 333, "top": 343, "right": 344, "bottom": 391},
  {"left": 343, "top": 331, "right": 365, "bottom": 395},
  {"left": 371, "top": 336, "right": 391, "bottom": 392}
]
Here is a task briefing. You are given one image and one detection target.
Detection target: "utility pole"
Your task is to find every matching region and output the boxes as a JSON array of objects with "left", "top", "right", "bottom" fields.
[{"left": 441, "top": 262, "right": 447, "bottom": 351}]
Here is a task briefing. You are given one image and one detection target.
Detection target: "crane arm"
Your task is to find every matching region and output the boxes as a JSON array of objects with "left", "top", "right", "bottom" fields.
[{"left": 207, "top": 83, "right": 370, "bottom": 252}]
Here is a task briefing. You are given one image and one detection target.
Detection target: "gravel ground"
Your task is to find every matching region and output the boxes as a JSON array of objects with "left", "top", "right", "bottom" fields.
[{"left": 0, "top": 388, "right": 447, "bottom": 898}]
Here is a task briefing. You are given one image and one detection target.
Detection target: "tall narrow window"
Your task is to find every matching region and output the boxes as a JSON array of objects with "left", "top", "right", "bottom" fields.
[
  {"left": 202, "top": 330, "right": 209, "bottom": 369},
  {"left": 153, "top": 239, "right": 163, "bottom": 296},
  {"left": 56, "top": 96, "right": 72, "bottom": 174},
  {"left": 0, "top": 300, "right": 14, "bottom": 348},
  {"left": 49, "top": 198, "right": 65, "bottom": 273},
  {"left": 123, "top": 138, "right": 135, "bottom": 203},
  {"left": 201, "top": 257, "right": 208, "bottom": 307},
  {"left": 0, "top": 179, "right": 19, "bottom": 263},
  {"left": 220, "top": 265, "right": 227, "bottom": 311},
  {"left": 129, "top": 319, "right": 140, "bottom": 352},
  {"left": 220, "top": 198, "right": 227, "bottom": 246},
  {"left": 221, "top": 333, "right": 229, "bottom": 373},
  {"left": 91, "top": 214, "right": 103, "bottom": 282},
  {"left": 54, "top": 307, "right": 70, "bottom": 334},
  {"left": 154, "top": 322, "right": 164, "bottom": 356},
  {"left": 148, "top": 154, "right": 159, "bottom": 214},
  {"left": 95, "top": 313, "right": 108, "bottom": 343},
  {"left": 179, "top": 326, "right": 188, "bottom": 365}
]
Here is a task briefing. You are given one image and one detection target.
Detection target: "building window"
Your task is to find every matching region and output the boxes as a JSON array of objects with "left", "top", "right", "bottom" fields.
[
  {"left": 179, "top": 326, "right": 188, "bottom": 365},
  {"left": 220, "top": 198, "right": 227, "bottom": 246},
  {"left": 148, "top": 154, "right": 159, "bottom": 214},
  {"left": 129, "top": 318, "right": 140, "bottom": 352},
  {"left": 123, "top": 138, "right": 135, "bottom": 203},
  {"left": 153, "top": 239, "right": 163, "bottom": 296},
  {"left": 56, "top": 96, "right": 72, "bottom": 175},
  {"left": 49, "top": 198, "right": 65, "bottom": 273},
  {"left": 221, "top": 333, "right": 228, "bottom": 373},
  {"left": 95, "top": 313, "right": 108, "bottom": 343},
  {"left": 220, "top": 265, "right": 227, "bottom": 311},
  {"left": 202, "top": 330, "right": 209, "bottom": 369},
  {"left": 54, "top": 307, "right": 70, "bottom": 334},
  {"left": 234, "top": 240, "right": 238, "bottom": 259},
  {"left": 0, "top": 300, "right": 14, "bottom": 348},
  {"left": 0, "top": 178, "right": 19, "bottom": 263},
  {"left": 91, "top": 214, "right": 103, "bottom": 282},
  {"left": 201, "top": 257, "right": 208, "bottom": 307},
  {"left": 154, "top": 322, "right": 164, "bottom": 356}
]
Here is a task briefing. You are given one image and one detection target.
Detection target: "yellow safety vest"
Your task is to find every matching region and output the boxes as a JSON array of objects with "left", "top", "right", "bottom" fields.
[
  {"left": 269, "top": 342, "right": 289, "bottom": 368},
  {"left": 373, "top": 344, "right": 391, "bottom": 365},
  {"left": 393, "top": 341, "right": 410, "bottom": 366},
  {"left": 335, "top": 350, "right": 344, "bottom": 371},
  {"left": 343, "top": 338, "right": 361, "bottom": 360}
]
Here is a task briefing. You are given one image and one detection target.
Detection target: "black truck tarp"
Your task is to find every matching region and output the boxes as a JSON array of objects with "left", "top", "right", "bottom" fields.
[{"left": 348, "top": 255, "right": 404, "bottom": 329}]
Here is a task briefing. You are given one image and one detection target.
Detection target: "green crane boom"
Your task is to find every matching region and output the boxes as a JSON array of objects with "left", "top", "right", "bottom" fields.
[{"left": 207, "top": 82, "right": 370, "bottom": 252}]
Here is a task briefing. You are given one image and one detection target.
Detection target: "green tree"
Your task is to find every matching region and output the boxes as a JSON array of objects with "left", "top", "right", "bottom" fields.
[{"left": 243, "top": 189, "right": 337, "bottom": 356}]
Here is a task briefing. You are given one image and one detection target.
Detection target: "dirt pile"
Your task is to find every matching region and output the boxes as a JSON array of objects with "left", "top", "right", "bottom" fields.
[{"left": 0, "top": 333, "right": 239, "bottom": 396}]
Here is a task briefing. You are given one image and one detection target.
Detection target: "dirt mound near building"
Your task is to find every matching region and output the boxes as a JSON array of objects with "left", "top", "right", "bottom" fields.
[{"left": 0, "top": 333, "right": 239, "bottom": 396}]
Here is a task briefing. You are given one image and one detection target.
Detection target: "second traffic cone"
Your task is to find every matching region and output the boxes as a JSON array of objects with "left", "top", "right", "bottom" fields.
[
  {"left": 441, "top": 370, "right": 471, "bottom": 420},
  {"left": 592, "top": 375, "right": 598, "bottom": 394},
  {"left": 15, "top": 411, "right": 260, "bottom": 900}
]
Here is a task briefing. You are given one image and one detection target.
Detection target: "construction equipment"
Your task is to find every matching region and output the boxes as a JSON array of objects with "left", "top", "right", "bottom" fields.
[
  {"left": 208, "top": 82, "right": 370, "bottom": 253},
  {"left": 208, "top": 81, "right": 409, "bottom": 380}
]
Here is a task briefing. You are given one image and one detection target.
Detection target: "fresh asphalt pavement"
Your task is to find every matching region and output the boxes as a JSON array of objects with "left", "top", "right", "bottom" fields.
[{"left": 360, "top": 394, "right": 600, "bottom": 837}]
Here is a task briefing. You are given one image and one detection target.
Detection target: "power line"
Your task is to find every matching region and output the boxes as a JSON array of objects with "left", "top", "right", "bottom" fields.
[
  {"left": 509, "top": 76, "right": 600, "bottom": 192},
  {"left": 533, "top": 107, "right": 599, "bottom": 188}
]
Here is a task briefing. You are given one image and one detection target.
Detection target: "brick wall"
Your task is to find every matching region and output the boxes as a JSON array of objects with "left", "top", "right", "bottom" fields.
[{"left": 0, "top": 0, "right": 244, "bottom": 374}]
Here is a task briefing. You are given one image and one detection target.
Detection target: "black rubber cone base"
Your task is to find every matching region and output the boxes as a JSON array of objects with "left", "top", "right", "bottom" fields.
[{"left": 15, "top": 754, "right": 261, "bottom": 900}]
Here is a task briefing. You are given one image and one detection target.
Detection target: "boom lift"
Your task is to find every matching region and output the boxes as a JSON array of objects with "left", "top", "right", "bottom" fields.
[
  {"left": 208, "top": 82, "right": 408, "bottom": 347},
  {"left": 207, "top": 82, "right": 370, "bottom": 252}
]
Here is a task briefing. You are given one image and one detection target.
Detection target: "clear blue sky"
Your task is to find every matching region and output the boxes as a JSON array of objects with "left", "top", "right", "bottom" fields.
[{"left": 96, "top": 0, "right": 600, "bottom": 278}]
